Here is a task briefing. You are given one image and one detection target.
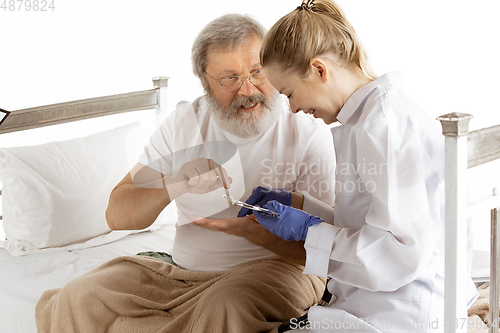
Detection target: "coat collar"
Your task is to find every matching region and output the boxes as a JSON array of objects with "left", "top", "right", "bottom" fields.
[{"left": 336, "top": 72, "right": 404, "bottom": 125}]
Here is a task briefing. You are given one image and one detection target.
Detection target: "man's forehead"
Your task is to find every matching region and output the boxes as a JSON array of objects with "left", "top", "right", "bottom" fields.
[
  {"left": 216, "top": 61, "right": 261, "bottom": 74},
  {"left": 206, "top": 38, "right": 263, "bottom": 73},
  {"left": 208, "top": 35, "right": 262, "bottom": 55}
]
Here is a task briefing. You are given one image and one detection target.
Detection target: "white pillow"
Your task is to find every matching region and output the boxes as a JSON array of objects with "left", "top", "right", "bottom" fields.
[{"left": 0, "top": 123, "right": 144, "bottom": 256}]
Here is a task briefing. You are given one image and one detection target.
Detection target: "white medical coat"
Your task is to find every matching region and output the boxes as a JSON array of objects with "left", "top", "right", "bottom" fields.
[{"left": 302, "top": 73, "right": 478, "bottom": 332}]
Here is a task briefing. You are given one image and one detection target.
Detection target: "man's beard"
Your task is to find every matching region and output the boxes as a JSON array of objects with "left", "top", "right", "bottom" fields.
[{"left": 205, "top": 89, "right": 281, "bottom": 138}]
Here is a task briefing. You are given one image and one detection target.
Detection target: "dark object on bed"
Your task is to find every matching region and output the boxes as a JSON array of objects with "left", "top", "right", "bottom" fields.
[{"left": 0, "top": 108, "right": 10, "bottom": 127}]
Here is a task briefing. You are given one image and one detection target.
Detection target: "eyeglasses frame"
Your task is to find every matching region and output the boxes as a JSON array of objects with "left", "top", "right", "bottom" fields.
[{"left": 204, "top": 69, "right": 269, "bottom": 92}]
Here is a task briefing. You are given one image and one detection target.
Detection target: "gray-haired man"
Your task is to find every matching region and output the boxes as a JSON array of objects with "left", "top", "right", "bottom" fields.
[{"left": 36, "top": 14, "right": 335, "bottom": 333}]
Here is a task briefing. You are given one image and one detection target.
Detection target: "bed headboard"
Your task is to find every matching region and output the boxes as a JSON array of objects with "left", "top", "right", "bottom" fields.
[
  {"left": 0, "top": 77, "right": 169, "bottom": 135},
  {"left": 438, "top": 113, "right": 500, "bottom": 333},
  {"left": 0, "top": 76, "right": 169, "bottom": 221}
]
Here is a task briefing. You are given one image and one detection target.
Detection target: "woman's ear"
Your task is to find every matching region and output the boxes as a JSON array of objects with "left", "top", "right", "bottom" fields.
[{"left": 310, "top": 58, "right": 328, "bottom": 83}]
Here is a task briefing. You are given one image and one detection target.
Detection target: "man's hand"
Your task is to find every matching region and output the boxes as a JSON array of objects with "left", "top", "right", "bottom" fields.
[
  {"left": 192, "top": 215, "right": 273, "bottom": 246},
  {"left": 192, "top": 215, "right": 306, "bottom": 265},
  {"left": 166, "top": 158, "right": 232, "bottom": 199}
]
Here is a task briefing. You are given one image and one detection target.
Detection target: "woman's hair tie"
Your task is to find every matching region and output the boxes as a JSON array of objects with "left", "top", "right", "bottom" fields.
[{"left": 297, "top": 0, "right": 316, "bottom": 11}]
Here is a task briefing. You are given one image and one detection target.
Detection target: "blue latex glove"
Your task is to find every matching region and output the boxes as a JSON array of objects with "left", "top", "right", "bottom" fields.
[
  {"left": 253, "top": 200, "right": 323, "bottom": 241},
  {"left": 237, "top": 186, "right": 292, "bottom": 217}
]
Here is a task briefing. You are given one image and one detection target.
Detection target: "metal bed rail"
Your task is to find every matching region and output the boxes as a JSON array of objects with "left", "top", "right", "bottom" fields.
[
  {"left": 438, "top": 112, "right": 500, "bottom": 333},
  {"left": 0, "top": 76, "right": 169, "bottom": 222},
  {"left": 0, "top": 77, "right": 169, "bottom": 135}
]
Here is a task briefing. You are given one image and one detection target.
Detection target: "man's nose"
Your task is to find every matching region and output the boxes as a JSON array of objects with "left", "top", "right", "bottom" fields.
[{"left": 237, "top": 77, "right": 259, "bottom": 96}]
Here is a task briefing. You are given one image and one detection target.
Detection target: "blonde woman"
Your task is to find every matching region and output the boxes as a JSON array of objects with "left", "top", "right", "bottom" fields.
[{"left": 247, "top": 0, "right": 479, "bottom": 331}]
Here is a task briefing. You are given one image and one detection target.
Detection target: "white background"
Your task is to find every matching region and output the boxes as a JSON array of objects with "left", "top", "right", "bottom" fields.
[{"left": 1, "top": 0, "right": 499, "bottom": 249}]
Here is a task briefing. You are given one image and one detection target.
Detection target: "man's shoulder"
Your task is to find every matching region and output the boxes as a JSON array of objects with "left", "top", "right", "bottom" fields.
[
  {"left": 154, "top": 96, "right": 210, "bottom": 136},
  {"left": 173, "top": 96, "right": 208, "bottom": 114},
  {"left": 165, "top": 96, "right": 211, "bottom": 124}
]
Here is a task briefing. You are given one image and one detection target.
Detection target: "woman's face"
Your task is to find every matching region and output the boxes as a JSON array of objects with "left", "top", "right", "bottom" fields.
[
  {"left": 264, "top": 63, "right": 340, "bottom": 124},
  {"left": 265, "top": 58, "right": 368, "bottom": 125}
]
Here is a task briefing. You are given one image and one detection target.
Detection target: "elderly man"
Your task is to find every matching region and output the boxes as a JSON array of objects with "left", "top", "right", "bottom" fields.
[{"left": 35, "top": 14, "right": 335, "bottom": 333}]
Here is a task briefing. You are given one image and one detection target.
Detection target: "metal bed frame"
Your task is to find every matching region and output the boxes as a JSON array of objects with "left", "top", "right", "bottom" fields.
[
  {"left": 438, "top": 113, "right": 500, "bottom": 333},
  {"left": 0, "top": 76, "right": 169, "bottom": 221},
  {"left": 1, "top": 81, "right": 499, "bottom": 331}
]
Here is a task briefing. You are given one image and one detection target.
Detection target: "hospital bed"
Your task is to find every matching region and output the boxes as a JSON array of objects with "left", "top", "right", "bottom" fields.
[
  {"left": 0, "top": 77, "right": 179, "bottom": 333},
  {"left": 438, "top": 113, "right": 500, "bottom": 333},
  {"left": 1, "top": 77, "right": 499, "bottom": 333}
]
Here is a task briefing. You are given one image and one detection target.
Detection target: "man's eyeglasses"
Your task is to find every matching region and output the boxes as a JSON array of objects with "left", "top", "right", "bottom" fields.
[{"left": 205, "top": 69, "right": 269, "bottom": 92}]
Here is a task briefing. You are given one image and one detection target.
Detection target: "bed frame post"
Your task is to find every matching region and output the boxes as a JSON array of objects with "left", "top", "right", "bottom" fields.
[
  {"left": 438, "top": 112, "right": 473, "bottom": 333},
  {"left": 152, "top": 77, "right": 169, "bottom": 127},
  {"left": 491, "top": 207, "right": 500, "bottom": 332}
]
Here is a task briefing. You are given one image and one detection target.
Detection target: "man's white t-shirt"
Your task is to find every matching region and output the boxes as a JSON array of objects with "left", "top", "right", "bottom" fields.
[{"left": 139, "top": 95, "right": 336, "bottom": 272}]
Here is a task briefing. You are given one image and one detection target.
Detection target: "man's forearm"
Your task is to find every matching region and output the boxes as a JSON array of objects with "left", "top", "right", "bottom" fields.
[
  {"left": 192, "top": 215, "right": 307, "bottom": 266},
  {"left": 291, "top": 192, "right": 304, "bottom": 210},
  {"left": 107, "top": 159, "right": 230, "bottom": 231},
  {"left": 260, "top": 235, "right": 306, "bottom": 266},
  {"left": 106, "top": 174, "right": 171, "bottom": 230}
]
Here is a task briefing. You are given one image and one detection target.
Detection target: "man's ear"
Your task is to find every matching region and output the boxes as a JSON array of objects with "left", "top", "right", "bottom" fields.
[
  {"left": 310, "top": 58, "right": 328, "bottom": 83},
  {"left": 196, "top": 73, "right": 208, "bottom": 91}
]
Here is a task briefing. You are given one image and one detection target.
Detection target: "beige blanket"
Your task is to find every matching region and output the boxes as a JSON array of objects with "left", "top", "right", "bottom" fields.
[
  {"left": 467, "top": 283, "right": 494, "bottom": 332},
  {"left": 36, "top": 255, "right": 325, "bottom": 333}
]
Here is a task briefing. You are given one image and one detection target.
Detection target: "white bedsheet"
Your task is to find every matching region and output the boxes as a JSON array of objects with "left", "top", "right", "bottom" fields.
[{"left": 0, "top": 223, "right": 176, "bottom": 333}]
